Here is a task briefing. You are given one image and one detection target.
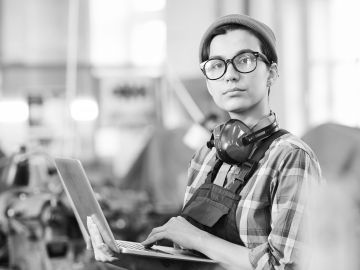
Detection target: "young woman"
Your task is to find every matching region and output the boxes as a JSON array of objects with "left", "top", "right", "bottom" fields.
[{"left": 88, "top": 14, "right": 322, "bottom": 270}]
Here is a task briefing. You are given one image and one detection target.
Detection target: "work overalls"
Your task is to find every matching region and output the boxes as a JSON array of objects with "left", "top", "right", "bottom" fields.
[{"left": 181, "top": 158, "right": 244, "bottom": 245}]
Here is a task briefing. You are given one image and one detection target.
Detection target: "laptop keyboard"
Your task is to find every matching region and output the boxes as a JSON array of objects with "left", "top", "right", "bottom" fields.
[
  {"left": 115, "top": 240, "right": 212, "bottom": 261},
  {"left": 115, "top": 240, "right": 175, "bottom": 255},
  {"left": 115, "top": 240, "right": 148, "bottom": 251}
]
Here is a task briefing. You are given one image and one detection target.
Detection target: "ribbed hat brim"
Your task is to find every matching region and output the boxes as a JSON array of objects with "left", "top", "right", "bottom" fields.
[{"left": 199, "top": 14, "right": 277, "bottom": 63}]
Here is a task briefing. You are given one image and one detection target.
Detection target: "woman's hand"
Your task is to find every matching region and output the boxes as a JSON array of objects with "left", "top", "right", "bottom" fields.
[
  {"left": 86, "top": 216, "right": 117, "bottom": 262},
  {"left": 141, "top": 216, "right": 207, "bottom": 251}
]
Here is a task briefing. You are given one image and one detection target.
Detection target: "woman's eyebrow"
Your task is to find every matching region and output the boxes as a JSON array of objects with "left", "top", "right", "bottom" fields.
[{"left": 208, "top": 49, "right": 256, "bottom": 60}]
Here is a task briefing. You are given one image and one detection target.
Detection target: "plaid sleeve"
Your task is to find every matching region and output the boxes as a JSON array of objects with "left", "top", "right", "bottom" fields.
[
  {"left": 183, "top": 145, "right": 216, "bottom": 206},
  {"left": 249, "top": 148, "right": 322, "bottom": 270}
]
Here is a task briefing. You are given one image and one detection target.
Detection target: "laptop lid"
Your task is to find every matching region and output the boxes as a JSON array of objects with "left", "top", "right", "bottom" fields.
[{"left": 54, "top": 157, "right": 119, "bottom": 252}]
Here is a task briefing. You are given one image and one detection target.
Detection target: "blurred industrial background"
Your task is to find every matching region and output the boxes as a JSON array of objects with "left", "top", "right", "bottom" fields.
[{"left": 0, "top": 0, "right": 359, "bottom": 269}]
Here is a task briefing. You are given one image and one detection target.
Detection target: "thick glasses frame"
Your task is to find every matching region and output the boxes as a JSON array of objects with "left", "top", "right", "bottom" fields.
[{"left": 200, "top": 50, "right": 271, "bottom": 80}]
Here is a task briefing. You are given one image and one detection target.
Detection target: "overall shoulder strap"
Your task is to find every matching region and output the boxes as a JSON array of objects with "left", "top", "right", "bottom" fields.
[{"left": 229, "top": 129, "right": 289, "bottom": 193}]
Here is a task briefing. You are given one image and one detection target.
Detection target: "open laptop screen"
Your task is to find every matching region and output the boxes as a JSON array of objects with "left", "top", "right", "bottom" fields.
[{"left": 54, "top": 157, "right": 118, "bottom": 251}]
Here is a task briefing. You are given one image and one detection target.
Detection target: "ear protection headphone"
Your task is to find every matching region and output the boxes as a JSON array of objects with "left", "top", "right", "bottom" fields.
[{"left": 207, "top": 118, "right": 278, "bottom": 164}]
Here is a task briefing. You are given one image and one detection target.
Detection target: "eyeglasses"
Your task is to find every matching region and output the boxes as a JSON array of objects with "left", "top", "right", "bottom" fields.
[{"left": 200, "top": 50, "right": 271, "bottom": 80}]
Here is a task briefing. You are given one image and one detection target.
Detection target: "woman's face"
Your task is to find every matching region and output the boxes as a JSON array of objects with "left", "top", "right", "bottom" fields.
[{"left": 206, "top": 29, "right": 272, "bottom": 120}]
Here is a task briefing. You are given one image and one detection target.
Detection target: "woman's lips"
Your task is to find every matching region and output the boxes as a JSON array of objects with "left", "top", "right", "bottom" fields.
[{"left": 223, "top": 87, "right": 246, "bottom": 95}]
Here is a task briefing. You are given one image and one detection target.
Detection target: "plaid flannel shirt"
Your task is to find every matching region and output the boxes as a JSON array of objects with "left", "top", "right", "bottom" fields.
[{"left": 183, "top": 132, "right": 322, "bottom": 270}]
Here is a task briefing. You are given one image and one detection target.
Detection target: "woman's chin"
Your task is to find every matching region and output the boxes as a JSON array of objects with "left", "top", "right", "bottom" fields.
[{"left": 223, "top": 102, "right": 249, "bottom": 114}]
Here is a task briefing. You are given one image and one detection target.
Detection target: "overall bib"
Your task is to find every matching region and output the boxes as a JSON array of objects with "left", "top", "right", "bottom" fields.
[{"left": 181, "top": 129, "right": 288, "bottom": 246}]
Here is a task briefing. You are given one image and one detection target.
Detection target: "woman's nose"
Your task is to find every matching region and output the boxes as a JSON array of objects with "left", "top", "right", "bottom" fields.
[{"left": 223, "top": 62, "right": 240, "bottom": 81}]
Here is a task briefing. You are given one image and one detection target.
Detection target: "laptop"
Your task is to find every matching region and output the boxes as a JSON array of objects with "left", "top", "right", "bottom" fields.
[{"left": 54, "top": 157, "right": 216, "bottom": 263}]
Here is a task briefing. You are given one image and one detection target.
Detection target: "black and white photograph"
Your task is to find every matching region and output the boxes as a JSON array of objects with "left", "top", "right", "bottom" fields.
[{"left": 0, "top": 1, "right": 359, "bottom": 270}]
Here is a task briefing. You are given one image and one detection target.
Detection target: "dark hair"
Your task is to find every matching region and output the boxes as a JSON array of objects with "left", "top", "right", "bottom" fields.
[{"left": 201, "top": 24, "right": 277, "bottom": 64}]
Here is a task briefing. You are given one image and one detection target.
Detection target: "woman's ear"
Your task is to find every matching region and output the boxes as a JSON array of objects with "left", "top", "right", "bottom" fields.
[{"left": 266, "top": 63, "right": 279, "bottom": 87}]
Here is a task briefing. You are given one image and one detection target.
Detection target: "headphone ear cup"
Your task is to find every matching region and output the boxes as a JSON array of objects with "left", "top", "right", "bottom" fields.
[{"left": 214, "top": 119, "right": 253, "bottom": 164}]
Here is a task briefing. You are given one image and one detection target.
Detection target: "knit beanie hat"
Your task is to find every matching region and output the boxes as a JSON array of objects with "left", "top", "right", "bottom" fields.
[{"left": 199, "top": 14, "right": 278, "bottom": 64}]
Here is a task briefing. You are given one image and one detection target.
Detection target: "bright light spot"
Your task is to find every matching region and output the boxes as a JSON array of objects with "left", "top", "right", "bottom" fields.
[
  {"left": 132, "top": 0, "right": 166, "bottom": 12},
  {"left": 94, "top": 127, "right": 120, "bottom": 158},
  {"left": 0, "top": 99, "right": 29, "bottom": 123},
  {"left": 131, "top": 20, "right": 166, "bottom": 66},
  {"left": 70, "top": 97, "right": 99, "bottom": 121}
]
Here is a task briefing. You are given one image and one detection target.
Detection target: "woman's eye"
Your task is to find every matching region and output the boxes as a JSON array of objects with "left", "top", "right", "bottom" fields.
[
  {"left": 208, "top": 61, "right": 224, "bottom": 70},
  {"left": 234, "top": 53, "right": 256, "bottom": 65},
  {"left": 238, "top": 56, "right": 251, "bottom": 64},
  {"left": 214, "top": 62, "right": 224, "bottom": 69}
]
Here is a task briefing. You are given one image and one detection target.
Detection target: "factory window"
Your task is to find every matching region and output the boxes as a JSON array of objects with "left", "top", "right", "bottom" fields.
[
  {"left": 89, "top": 0, "right": 166, "bottom": 67},
  {"left": 308, "top": 0, "right": 360, "bottom": 127}
]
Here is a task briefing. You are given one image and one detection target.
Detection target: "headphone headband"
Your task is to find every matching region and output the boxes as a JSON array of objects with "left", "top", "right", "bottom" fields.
[{"left": 242, "top": 121, "right": 278, "bottom": 145}]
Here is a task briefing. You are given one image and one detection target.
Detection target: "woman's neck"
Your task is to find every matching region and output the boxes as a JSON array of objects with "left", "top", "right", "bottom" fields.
[{"left": 228, "top": 107, "right": 271, "bottom": 127}]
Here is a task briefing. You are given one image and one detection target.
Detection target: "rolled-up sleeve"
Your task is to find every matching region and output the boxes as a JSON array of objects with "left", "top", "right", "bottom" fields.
[{"left": 249, "top": 148, "right": 322, "bottom": 270}]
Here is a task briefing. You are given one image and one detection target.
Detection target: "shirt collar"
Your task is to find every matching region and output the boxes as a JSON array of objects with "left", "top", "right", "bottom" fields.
[{"left": 250, "top": 111, "right": 277, "bottom": 131}]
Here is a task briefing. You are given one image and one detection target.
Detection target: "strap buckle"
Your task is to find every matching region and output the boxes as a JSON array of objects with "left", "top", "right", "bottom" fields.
[
  {"left": 241, "top": 159, "right": 258, "bottom": 180},
  {"left": 230, "top": 159, "right": 258, "bottom": 192}
]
